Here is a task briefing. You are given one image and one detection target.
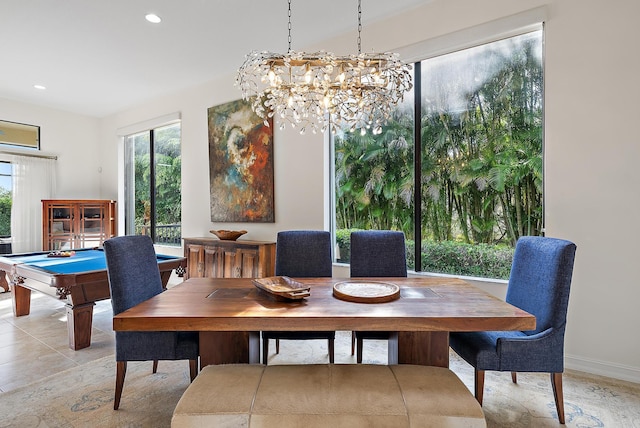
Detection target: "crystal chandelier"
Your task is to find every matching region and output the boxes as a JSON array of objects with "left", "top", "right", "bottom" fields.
[{"left": 235, "top": 0, "right": 413, "bottom": 135}]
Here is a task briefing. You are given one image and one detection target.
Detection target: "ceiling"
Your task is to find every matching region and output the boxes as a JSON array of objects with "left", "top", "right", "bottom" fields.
[{"left": 1, "top": 0, "right": 431, "bottom": 118}]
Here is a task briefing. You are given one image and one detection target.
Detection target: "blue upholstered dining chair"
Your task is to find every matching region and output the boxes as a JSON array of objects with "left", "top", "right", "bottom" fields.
[
  {"left": 262, "top": 230, "right": 335, "bottom": 364},
  {"left": 104, "top": 235, "right": 199, "bottom": 410},
  {"left": 449, "top": 236, "right": 577, "bottom": 424},
  {"left": 350, "top": 230, "right": 407, "bottom": 363}
]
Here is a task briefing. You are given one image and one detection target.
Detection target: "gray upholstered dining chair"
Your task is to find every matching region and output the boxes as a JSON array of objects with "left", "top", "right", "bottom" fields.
[
  {"left": 104, "top": 235, "right": 199, "bottom": 410},
  {"left": 350, "top": 230, "right": 407, "bottom": 363},
  {"left": 449, "top": 236, "right": 576, "bottom": 424},
  {"left": 261, "top": 230, "right": 335, "bottom": 364}
]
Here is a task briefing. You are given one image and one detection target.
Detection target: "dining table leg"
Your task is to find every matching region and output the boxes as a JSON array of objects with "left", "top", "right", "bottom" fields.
[
  {"left": 199, "top": 331, "right": 260, "bottom": 368},
  {"left": 199, "top": 331, "right": 449, "bottom": 368},
  {"left": 388, "top": 331, "right": 450, "bottom": 367}
]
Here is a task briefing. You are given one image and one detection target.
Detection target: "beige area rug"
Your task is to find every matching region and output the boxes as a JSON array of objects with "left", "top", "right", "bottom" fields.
[
  {"left": 0, "top": 356, "right": 190, "bottom": 428},
  {"left": 1, "top": 331, "right": 639, "bottom": 428}
]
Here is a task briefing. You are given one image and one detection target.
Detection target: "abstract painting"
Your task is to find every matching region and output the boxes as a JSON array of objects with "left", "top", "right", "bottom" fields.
[{"left": 208, "top": 99, "right": 274, "bottom": 222}]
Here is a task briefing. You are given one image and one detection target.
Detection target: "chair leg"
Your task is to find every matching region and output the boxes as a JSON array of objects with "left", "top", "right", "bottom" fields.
[
  {"left": 189, "top": 359, "right": 198, "bottom": 382},
  {"left": 551, "top": 372, "right": 565, "bottom": 424},
  {"left": 356, "top": 337, "right": 364, "bottom": 364},
  {"left": 275, "top": 338, "right": 280, "bottom": 354},
  {"left": 262, "top": 338, "right": 269, "bottom": 365},
  {"left": 114, "top": 361, "right": 127, "bottom": 410},
  {"left": 351, "top": 331, "right": 356, "bottom": 355},
  {"left": 328, "top": 338, "right": 335, "bottom": 363},
  {"left": 511, "top": 371, "right": 517, "bottom": 383},
  {"left": 474, "top": 369, "right": 485, "bottom": 405},
  {"left": 152, "top": 360, "right": 158, "bottom": 373}
]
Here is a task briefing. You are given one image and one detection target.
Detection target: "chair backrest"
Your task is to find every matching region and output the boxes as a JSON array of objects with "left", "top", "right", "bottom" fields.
[
  {"left": 104, "top": 235, "right": 164, "bottom": 316},
  {"left": 350, "top": 230, "right": 407, "bottom": 277},
  {"left": 275, "top": 230, "right": 332, "bottom": 277},
  {"left": 506, "top": 236, "right": 577, "bottom": 335}
]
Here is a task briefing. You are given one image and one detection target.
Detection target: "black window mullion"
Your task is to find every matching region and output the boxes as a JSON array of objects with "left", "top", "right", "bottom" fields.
[
  {"left": 149, "top": 130, "right": 156, "bottom": 243},
  {"left": 413, "top": 61, "right": 422, "bottom": 272}
]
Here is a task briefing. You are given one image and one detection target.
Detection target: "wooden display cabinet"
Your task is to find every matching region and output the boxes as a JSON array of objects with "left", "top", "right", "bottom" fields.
[
  {"left": 42, "top": 199, "right": 117, "bottom": 251},
  {"left": 183, "top": 237, "right": 275, "bottom": 279}
]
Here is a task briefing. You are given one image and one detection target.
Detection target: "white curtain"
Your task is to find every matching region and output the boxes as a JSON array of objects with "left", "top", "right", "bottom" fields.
[{"left": 7, "top": 154, "right": 57, "bottom": 253}]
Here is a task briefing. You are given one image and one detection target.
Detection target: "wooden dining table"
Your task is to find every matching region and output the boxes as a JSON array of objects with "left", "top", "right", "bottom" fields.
[{"left": 113, "top": 276, "right": 535, "bottom": 368}]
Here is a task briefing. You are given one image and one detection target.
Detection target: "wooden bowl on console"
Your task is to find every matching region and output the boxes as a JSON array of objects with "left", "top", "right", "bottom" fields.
[{"left": 210, "top": 229, "right": 247, "bottom": 241}]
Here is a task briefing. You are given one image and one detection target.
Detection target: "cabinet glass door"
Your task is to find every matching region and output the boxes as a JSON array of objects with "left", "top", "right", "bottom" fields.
[
  {"left": 78, "top": 204, "right": 106, "bottom": 248},
  {"left": 47, "top": 204, "right": 74, "bottom": 250}
]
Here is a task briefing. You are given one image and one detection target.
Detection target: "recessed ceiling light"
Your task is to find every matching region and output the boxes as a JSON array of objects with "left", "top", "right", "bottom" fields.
[
  {"left": 145, "top": 13, "right": 161, "bottom": 24},
  {"left": 33, "top": 84, "right": 46, "bottom": 90}
]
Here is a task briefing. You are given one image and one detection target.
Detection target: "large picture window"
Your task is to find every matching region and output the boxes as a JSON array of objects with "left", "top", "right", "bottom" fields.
[
  {"left": 333, "top": 29, "right": 543, "bottom": 280},
  {"left": 124, "top": 122, "right": 182, "bottom": 246}
]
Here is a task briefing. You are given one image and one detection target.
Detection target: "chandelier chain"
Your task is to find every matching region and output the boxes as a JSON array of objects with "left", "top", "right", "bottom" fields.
[
  {"left": 357, "top": 0, "right": 362, "bottom": 54},
  {"left": 287, "top": 0, "right": 292, "bottom": 53}
]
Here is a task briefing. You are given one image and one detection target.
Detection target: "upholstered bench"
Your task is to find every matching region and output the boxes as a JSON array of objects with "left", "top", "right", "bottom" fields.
[{"left": 172, "top": 364, "right": 486, "bottom": 427}]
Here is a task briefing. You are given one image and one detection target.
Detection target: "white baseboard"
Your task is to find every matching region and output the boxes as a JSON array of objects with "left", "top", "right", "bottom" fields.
[{"left": 566, "top": 354, "right": 640, "bottom": 384}]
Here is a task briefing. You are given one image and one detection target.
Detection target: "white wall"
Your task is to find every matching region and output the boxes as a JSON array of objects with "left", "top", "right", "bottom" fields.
[
  {"left": 543, "top": 0, "right": 640, "bottom": 381},
  {"left": 98, "top": 74, "right": 329, "bottom": 242},
  {"left": 4, "top": 0, "right": 639, "bottom": 383},
  {"left": 0, "top": 98, "right": 102, "bottom": 199}
]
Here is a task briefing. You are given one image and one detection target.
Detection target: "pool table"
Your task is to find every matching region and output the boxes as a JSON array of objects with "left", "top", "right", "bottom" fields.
[{"left": 0, "top": 248, "right": 186, "bottom": 350}]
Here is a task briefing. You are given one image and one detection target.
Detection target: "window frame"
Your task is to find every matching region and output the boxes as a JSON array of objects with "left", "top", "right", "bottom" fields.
[
  {"left": 0, "top": 161, "right": 12, "bottom": 239},
  {"left": 330, "top": 14, "right": 545, "bottom": 279},
  {"left": 122, "top": 119, "right": 182, "bottom": 245},
  {"left": 0, "top": 120, "right": 40, "bottom": 150}
]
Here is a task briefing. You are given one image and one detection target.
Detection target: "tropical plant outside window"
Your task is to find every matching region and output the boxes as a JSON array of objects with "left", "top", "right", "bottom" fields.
[
  {"left": 124, "top": 123, "right": 182, "bottom": 246},
  {"left": 334, "top": 30, "right": 543, "bottom": 280},
  {"left": 0, "top": 162, "right": 12, "bottom": 240}
]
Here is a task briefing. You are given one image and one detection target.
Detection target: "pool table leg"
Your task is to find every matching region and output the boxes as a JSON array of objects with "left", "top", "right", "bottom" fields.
[
  {"left": 0, "top": 270, "right": 9, "bottom": 293},
  {"left": 66, "top": 303, "right": 95, "bottom": 350},
  {"left": 12, "top": 282, "right": 31, "bottom": 316},
  {"left": 160, "top": 270, "right": 172, "bottom": 290}
]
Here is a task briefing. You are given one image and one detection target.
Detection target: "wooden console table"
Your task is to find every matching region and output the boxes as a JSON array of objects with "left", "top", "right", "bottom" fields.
[{"left": 183, "top": 237, "right": 275, "bottom": 279}]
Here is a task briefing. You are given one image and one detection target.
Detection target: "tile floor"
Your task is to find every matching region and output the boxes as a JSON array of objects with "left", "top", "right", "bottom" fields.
[
  {"left": 0, "top": 272, "right": 190, "bottom": 393},
  {"left": 0, "top": 289, "right": 116, "bottom": 392}
]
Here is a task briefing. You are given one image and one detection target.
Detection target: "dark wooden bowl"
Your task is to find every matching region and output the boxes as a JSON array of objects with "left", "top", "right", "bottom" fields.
[{"left": 209, "top": 229, "right": 247, "bottom": 241}]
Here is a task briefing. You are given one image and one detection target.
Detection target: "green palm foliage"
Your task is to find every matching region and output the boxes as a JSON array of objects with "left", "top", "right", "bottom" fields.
[
  {"left": 335, "top": 106, "right": 414, "bottom": 234},
  {"left": 0, "top": 188, "right": 11, "bottom": 237},
  {"left": 421, "top": 32, "right": 543, "bottom": 246},
  {"left": 133, "top": 124, "right": 182, "bottom": 229},
  {"left": 335, "top": 31, "right": 543, "bottom": 277}
]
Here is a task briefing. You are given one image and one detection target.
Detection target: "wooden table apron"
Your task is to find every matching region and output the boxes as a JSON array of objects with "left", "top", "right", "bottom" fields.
[
  {"left": 113, "top": 277, "right": 535, "bottom": 368},
  {"left": 0, "top": 252, "right": 186, "bottom": 351}
]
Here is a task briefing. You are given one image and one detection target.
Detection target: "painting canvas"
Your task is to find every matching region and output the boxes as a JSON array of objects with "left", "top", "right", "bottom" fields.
[{"left": 208, "top": 99, "right": 274, "bottom": 222}]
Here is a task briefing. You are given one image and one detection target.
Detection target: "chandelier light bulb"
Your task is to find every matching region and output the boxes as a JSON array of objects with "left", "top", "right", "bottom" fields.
[{"left": 304, "top": 64, "right": 312, "bottom": 83}]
